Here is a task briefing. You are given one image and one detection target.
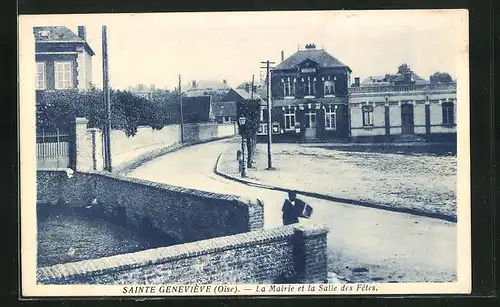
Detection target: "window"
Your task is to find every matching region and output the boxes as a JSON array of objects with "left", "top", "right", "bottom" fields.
[
  {"left": 260, "top": 107, "right": 268, "bottom": 122},
  {"left": 36, "top": 62, "right": 46, "bottom": 90},
  {"left": 284, "top": 108, "right": 296, "bottom": 130},
  {"left": 324, "top": 80, "right": 335, "bottom": 96},
  {"left": 362, "top": 106, "right": 374, "bottom": 127},
  {"left": 283, "top": 77, "right": 296, "bottom": 97},
  {"left": 325, "top": 105, "right": 336, "bottom": 130},
  {"left": 55, "top": 61, "right": 73, "bottom": 89},
  {"left": 442, "top": 101, "right": 455, "bottom": 125},
  {"left": 258, "top": 123, "right": 268, "bottom": 134},
  {"left": 304, "top": 77, "right": 315, "bottom": 97},
  {"left": 305, "top": 110, "right": 316, "bottom": 128},
  {"left": 223, "top": 116, "right": 231, "bottom": 123}
]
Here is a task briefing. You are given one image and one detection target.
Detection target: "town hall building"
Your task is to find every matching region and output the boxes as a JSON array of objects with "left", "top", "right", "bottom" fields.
[{"left": 257, "top": 44, "right": 352, "bottom": 142}]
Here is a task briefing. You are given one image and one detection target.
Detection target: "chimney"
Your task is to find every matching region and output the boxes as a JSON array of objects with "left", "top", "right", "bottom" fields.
[
  {"left": 354, "top": 77, "right": 360, "bottom": 87},
  {"left": 244, "top": 83, "right": 250, "bottom": 92},
  {"left": 281, "top": 50, "right": 284, "bottom": 62},
  {"left": 222, "top": 79, "right": 227, "bottom": 86},
  {"left": 150, "top": 84, "right": 156, "bottom": 91},
  {"left": 192, "top": 80, "right": 197, "bottom": 88},
  {"left": 77, "top": 26, "right": 86, "bottom": 40}
]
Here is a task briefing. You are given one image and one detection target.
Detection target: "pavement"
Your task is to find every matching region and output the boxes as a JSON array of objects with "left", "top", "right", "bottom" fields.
[{"left": 127, "top": 137, "right": 457, "bottom": 283}]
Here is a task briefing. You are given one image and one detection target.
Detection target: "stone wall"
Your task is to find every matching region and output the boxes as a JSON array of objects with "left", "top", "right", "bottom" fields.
[
  {"left": 37, "top": 224, "right": 329, "bottom": 285},
  {"left": 37, "top": 170, "right": 264, "bottom": 243}
]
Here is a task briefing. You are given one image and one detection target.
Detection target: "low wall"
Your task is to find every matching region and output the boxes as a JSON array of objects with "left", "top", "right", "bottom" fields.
[
  {"left": 37, "top": 224, "right": 329, "bottom": 285},
  {"left": 71, "top": 119, "right": 237, "bottom": 173},
  {"left": 110, "top": 125, "right": 181, "bottom": 168},
  {"left": 217, "top": 123, "right": 237, "bottom": 138},
  {"left": 37, "top": 170, "right": 264, "bottom": 244}
]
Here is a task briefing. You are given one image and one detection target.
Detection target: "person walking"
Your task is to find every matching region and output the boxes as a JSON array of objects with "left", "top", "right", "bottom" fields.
[
  {"left": 282, "top": 190, "right": 313, "bottom": 226},
  {"left": 282, "top": 191, "right": 304, "bottom": 225}
]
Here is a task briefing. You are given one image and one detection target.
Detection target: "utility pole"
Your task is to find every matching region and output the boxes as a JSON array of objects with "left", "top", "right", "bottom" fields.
[
  {"left": 248, "top": 74, "right": 255, "bottom": 168},
  {"left": 251, "top": 74, "right": 254, "bottom": 100},
  {"left": 102, "top": 25, "right": 112, "bottom": 172},
  {"left": 178, "top": 75, "right": 184, "bottom": 143},
  {"left": 261, "top": 60, "right": 275, "bottom": 169}
]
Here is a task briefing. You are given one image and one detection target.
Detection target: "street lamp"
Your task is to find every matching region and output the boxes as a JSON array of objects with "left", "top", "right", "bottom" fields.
[{"left": 238, "top": 116, "right": 246, "bottom": 177}]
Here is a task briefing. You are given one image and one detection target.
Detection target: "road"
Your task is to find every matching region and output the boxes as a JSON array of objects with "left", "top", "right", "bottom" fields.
[{"left": 127, "top": 138, "right": 457, "bottom": 283}]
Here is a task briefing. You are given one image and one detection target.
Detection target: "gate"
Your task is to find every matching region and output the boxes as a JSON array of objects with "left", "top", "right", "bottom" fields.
[{"left": 36, "top": 130, "right": 72, "bottom": 169}]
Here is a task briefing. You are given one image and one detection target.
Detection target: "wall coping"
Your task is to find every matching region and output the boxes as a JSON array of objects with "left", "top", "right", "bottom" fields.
[
  {"left": 75, "top": 117, "right": 89, "bottom": 124},
  {"left": 37, "top": 169, "right": 262, "bottom": 209},
  {"left": 37, "top": 223, "right": 328, "bottom": 283}
]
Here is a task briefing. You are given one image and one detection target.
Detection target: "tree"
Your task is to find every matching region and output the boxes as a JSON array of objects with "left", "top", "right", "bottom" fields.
[
  {"left": 36, "top": 88, "right": 167, "bottom": 137},
  {"left": 430, "top": 72, "right": 453, "bottom": 83},
  {"left": 237, "top": 99, "right": 261, "bottom": 168}
]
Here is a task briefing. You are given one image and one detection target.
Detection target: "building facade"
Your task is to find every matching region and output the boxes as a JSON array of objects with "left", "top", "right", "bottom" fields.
[
  {"left": 34, "top": 26, "right": 95, "bottom": 93},
  {"left": 258, "top": 44, "right": 352, "bottom": 142},
  {"left": 349, "top": 64, "right": 457, "bottom": 142}
]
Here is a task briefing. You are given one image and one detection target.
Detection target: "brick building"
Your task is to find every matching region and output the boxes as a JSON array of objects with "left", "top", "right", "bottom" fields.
[
  {"left": 258, "top": 44, "right": 352, "bottom": 142},
  {"left": 34, "top": 26, "right": 95, "bottom": 93},
  {"left": 348, "top": 64, "right": 457, "bottom": 142}
]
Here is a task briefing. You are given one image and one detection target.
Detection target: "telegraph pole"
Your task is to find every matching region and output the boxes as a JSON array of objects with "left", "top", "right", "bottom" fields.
[
  {"left": 178, "top": 75, "right": 184, "bottom": 143},
  {"left": 251, "top": 74, "right": 254, "bottom": 100},
  {"left": 261, "top": 60, "right": 275, "bottom": 169},
  {"left": 102, "top": 25, "right": 112, "bottom": 172}
]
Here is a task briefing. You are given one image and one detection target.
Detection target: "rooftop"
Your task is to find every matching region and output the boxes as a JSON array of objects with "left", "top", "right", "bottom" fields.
[
  {"left": 34, "top": 26, "right": 95, "bottom": 56},
  {"left": 275, "top": 48, "right": 350, "bottom": 71}
]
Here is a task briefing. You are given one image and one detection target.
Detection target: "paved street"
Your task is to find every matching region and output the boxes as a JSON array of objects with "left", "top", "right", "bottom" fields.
[{"left": 127, "top": 138, "right": 457, "bottom": 283}]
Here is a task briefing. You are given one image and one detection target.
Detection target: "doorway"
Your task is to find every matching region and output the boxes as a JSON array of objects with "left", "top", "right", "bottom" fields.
[
  {"left": 401, "top": 103, "right": 414, "bottom": 134},
  {"left": 304, "top": 109, "right": 316, "bottom": 138}
]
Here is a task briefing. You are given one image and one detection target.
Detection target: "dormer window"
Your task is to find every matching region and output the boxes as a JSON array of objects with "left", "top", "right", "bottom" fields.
[{"left": 38, "top": 30, "right": 51, "bottom": 37}]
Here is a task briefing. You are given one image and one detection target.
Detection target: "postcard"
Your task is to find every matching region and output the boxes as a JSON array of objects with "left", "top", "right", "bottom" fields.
[{"left": 19, "top": 9, "right": 470, "bottom": 297}]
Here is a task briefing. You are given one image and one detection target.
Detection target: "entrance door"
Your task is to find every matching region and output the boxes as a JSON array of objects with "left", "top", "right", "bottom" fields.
[
  {"left": 304, "top": 110, "right": 317, "bottom": 138},
  {"left": 401, "top": 103, "right": 414, "bottom": 134}
]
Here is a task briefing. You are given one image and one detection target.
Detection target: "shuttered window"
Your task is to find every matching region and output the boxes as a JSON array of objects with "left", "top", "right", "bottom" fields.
[{"left": 55, "top": 61, "right": 73, "bottom": 89}]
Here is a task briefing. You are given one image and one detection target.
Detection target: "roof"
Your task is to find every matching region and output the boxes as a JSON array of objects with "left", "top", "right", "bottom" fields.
[
  {"left": 275, "top": 49, "right": 350, "bottom": 71},
  {"left": 211, "top": 101, "right": 237, "bottom": 117},
  {"left": 182, "top": 96, "right": 214, "bottom": 123},
  {"left": 361, "top": 72, "right": 428, "bottom": 87},
  {"left": 232, "top": 88, "right": 263, "bottom": 101},
  {"left": 236, "top": 81, "right": 268, "bottom": 98},
  {"left": 187, "top": 80, "right": 230, "bottom": 91},
  {"left": 34, "top": 26, "right": 95, "bottom": 56}
]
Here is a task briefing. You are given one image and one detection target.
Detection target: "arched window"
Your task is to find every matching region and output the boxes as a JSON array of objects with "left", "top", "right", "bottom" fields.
[{"left": 442, "top": 101, "right": 455, "bottom": 125}]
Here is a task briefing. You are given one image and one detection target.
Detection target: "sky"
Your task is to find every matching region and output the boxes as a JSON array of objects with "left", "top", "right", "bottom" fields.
[{"left": 21, "top": 10, "right": 468, "bottom": 90}]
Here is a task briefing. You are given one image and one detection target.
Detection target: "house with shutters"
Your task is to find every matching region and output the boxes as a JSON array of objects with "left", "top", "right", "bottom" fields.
[
  {"left": 34, "top": 26, "right": 95, "bottom": 95},
  {"left": 348, "top": 64, "right": 457, "bottom": 142},
  {"left": 258, "top": 44, "right": 352, "bottom": 142}
]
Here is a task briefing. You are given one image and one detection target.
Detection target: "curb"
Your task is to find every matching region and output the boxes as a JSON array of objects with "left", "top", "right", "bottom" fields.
[{"left": 214, "top": 151, "right": 457, "bottom": 223}]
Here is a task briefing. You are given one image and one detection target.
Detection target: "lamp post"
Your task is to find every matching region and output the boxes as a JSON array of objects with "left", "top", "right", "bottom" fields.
[{"left": 238, "top": 116, "right": 246, "bottom": 177}]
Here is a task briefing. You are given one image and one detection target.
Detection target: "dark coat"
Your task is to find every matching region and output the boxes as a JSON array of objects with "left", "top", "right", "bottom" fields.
[{"left": 282, "top": 198, "right": 306, "bottom": 225}]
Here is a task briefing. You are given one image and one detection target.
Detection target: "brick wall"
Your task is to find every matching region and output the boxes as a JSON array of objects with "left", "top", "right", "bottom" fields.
[
  {"left": 37, "top": 170, "right": 264, "bottom": 244},
  {"left": 37, "top": 224, "right": 329, "bottom": 285}
]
